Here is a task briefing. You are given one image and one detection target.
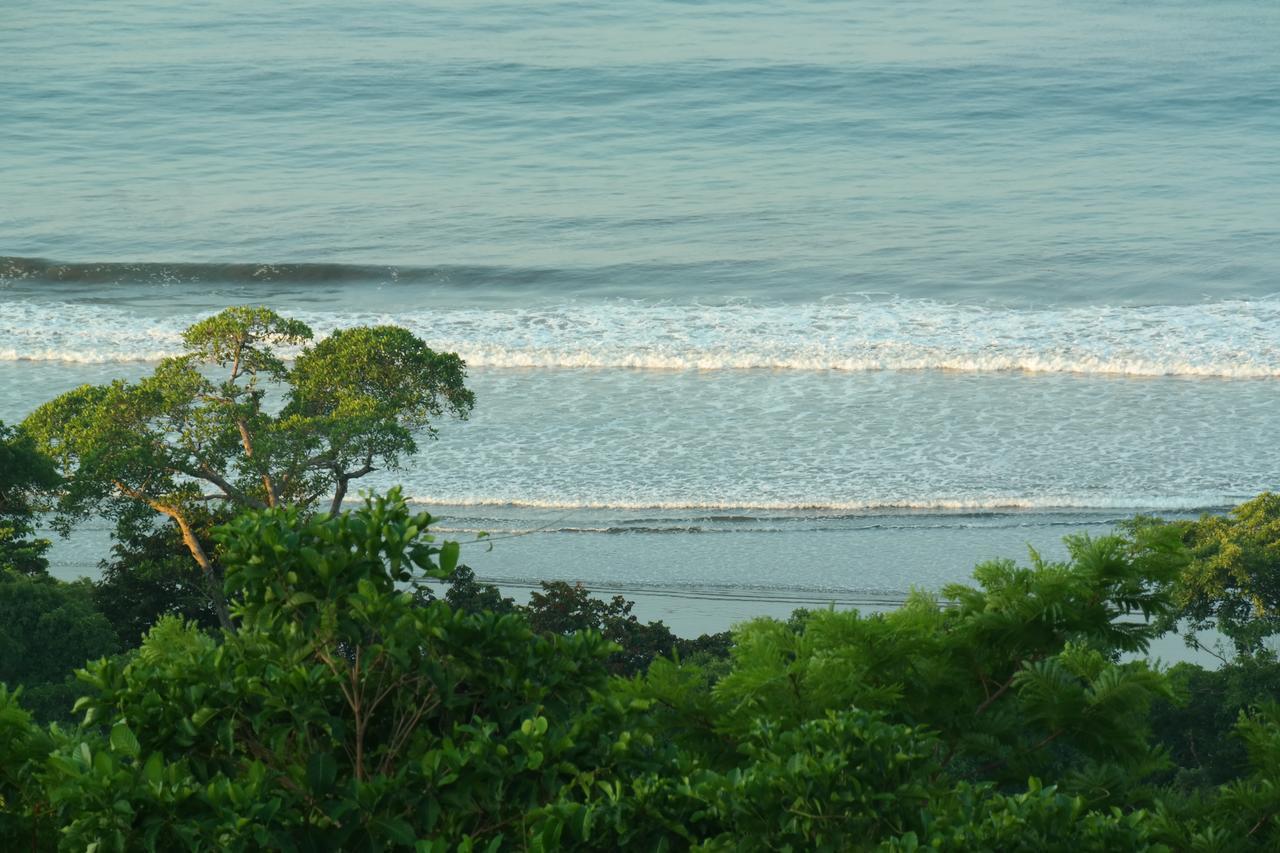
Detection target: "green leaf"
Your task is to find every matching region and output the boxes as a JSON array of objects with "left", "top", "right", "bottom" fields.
[
  {"left": 373, "top": 816, "right": 417, "bottom": 845},
  {"left": 142, "top": 752, "right": 165, "bottom": 786},
  {"left": 110, "top": 723, "right": 141, "bottom": 759},
  {"left": 440, "top": 540, "right": 460, "bottom": 574},
  {"left": 307, "top": 751, "right": 338, "bottom": 793}
]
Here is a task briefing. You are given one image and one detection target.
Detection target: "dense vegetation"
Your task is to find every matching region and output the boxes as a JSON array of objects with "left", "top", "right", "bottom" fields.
[
  {"left": 3, "top": 482, "right": 1280, "bottom": 849},
  {"left": 4, "top": 308, "right": 1280, "bottom": 848}
]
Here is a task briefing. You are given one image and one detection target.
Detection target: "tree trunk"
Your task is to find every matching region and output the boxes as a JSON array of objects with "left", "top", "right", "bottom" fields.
[
  {"left": 170, "top": 511, "right": 234, "bottom": 632},
  {"left": 236, "top": 418, "right": 279, "bottom": 507},
  {"left": 329, "top": 475, "right": 349, "bottom": 516},
  {"left": 176, "top": 516, "right": 234, "bottom": 631},
  {"left": 203, "top": 567, "right": 234, "bottom": 632},
  {"left": 139, "top": 493, "right": 235, "bottom": 633},
  {"left": 329, "top": 458, "right": 375, "bottom": 516}
]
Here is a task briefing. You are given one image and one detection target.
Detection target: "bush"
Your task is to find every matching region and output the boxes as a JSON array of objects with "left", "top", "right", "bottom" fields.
[
  {"left": 11, "top": 491, "right": 1280, "bottom": 849},
  {"left": 0, "top": 686, "right": 56, "bottom": 848},
  {"left": 0, "top": 569, "right": 119, "bottom": 723},
  {"left": 41, "top": 490, "right": 623, "bottom": 850}
]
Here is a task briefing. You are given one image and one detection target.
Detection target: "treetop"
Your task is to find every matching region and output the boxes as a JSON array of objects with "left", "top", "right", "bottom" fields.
[{"left": 181, "top": 305, "right": 313, "bottom": 381}]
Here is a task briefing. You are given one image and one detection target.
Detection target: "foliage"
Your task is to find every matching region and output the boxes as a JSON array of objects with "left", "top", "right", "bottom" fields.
[
  {"left": 437, "top": 565, "right": 518, "bottom": 617},
  {"left": 92, "top": 511, "right": 223, "bottom": 648},
  {"left": 1151, "top": 658, "right": 1280, "bottom": 788},
  {"left": 533, "top": 712, "right": 1174, "bottom": 851},
  {"left": 527, "top": 582, "right": 693, "bottom": 676},
  {"left": 683, "top": 531, "right": 1185, "bottom": 789},
  {"left": 532, "top": 707, "right": 944, "bottom": 850},
  {"left": 438, "top": 570, "right": 731, "bottom": 676},
  {"left": 22, "top": 307, "right": 473, "bottom": 628},
  {"left": 1142, "top": 703, "right": 1280, "bottom": 850},
  {"left": 0, "top": 569, "right": 119, "bottom": 723},
  {"left": 36, "top": 490, "right": 622, "bottom": 850},
  {"left": 0, "top": 421, "right": 59, "bottom": 576},
  {"left": 10, "top": 492, "right": 1280, "bottom": 848},
  {"left": 1149, "top": 494, "right": 1280, "bottom": 658},
  {"left": 527, "top": 528, "right": 1198, "bottom": 849},
  {"left": 0, "top": 685, "right": 56, "bottom": 847}
]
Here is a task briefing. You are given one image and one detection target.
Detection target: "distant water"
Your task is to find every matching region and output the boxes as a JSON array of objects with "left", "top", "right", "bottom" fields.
[{"left": 3, "top": 1, "right": 1278, "bottom": 600}]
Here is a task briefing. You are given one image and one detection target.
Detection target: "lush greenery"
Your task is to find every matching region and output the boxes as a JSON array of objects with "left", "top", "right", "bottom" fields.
[
  {"left": 434, "top": 569, "right": 730, "bottom": 676},
  {"left": 4, "top": 490, "right": 1280, "bottom": 849},
  {"left": 22, "top": 307, "right": 474, "bottom": 628},
  {"left": 0, "top": 420, "right": 59, "bottom": 576},
  {"left": 1153, "top": 493, "right": 1280, "bottom": 659},
  {"left": 7, "top": 340, "right": 1280, "bottom": 848}
]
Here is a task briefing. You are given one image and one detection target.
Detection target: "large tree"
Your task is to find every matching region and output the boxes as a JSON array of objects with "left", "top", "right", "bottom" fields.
[{"left": 22, "top": 306, "right": 474, "bottom": 628}]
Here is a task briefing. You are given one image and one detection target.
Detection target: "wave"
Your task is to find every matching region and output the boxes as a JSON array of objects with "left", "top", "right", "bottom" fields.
[
  {"left": 2, "top": 296, "right": 1278, "bottom": 378},
  {"left": 0, "top": 255, "right": 563, "bottom": 287},
  {"left": 402, "top": 494, "right": 1235, "bottom": 513}
]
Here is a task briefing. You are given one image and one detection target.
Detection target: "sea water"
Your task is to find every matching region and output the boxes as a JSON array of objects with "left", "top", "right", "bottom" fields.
[{"left": 2, "top": 1, "right": 1278, "bottom": 629}]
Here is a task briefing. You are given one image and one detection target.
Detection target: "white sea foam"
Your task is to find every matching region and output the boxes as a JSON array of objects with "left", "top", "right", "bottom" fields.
[
  {"left": 2, "top": 297, "right": 1278, "bottom": 378},
  {"left": 402, "top": 494, "right": 1235, "bottom": 513}
]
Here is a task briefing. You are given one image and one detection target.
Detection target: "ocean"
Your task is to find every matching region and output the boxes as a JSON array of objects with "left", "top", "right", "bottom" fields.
[{"left": 3, "top": 0, "right": 1278, "bottom": 631}]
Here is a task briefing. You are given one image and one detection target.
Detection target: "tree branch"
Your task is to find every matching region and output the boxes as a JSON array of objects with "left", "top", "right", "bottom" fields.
[
  {"left": 180, "top": 464, "right": 268, "bottom": 510},
  {"left": 234, "top": 418, "right": 280, "bottom": 507},
  {"left": 328, "top": 456, "right": 376, "bottom": 516},
  {"left": 974, "top": 672, "right": 1019, "bottom": 716},
  {"left": 112, "top": 480, "right": 233, "bottom": 631}
]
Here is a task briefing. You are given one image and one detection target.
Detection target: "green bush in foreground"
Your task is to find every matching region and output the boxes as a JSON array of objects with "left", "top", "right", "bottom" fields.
[
  {"left": 27, "top": 490, "right": 623, "bottom": 851},
  {"left": 4, "top": 491, "right": 1280, "bottom": 849}
]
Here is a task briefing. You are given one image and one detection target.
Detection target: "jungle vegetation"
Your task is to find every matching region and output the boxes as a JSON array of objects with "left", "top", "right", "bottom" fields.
[{"left": 3, "top": 308, "right": 1280, "bottom": 849}]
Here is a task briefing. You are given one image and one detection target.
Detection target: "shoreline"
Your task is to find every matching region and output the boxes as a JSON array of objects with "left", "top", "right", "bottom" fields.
[{"left": 42, "top": 506, "right": 1226, "bottom": 666}]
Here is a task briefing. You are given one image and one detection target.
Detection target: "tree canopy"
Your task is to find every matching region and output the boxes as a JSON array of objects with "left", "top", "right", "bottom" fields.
[
  {"left": 1165, "top": 493, "right": 1280, "bottom": 658},
  {"left": 4, "top": 492, "right": 1280, "bottom": 848},
  {"left": 22, "top": 307, "right": 474, "bottom": 628},
  {"left": 0, "top": 421, "right": 60, "bottom": 576}
]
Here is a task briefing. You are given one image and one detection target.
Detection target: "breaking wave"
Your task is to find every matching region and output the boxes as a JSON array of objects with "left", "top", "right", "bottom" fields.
[{"left": 2, "top": 295, "right": 1278, "bottom": 378}]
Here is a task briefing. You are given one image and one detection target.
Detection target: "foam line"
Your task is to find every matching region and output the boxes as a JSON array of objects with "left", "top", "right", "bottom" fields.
[{"left": 2, "top": 297, "right": 1278, "bottom": 378}]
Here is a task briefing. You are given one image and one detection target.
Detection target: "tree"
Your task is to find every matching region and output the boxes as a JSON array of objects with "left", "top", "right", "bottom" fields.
[
  {"left": 0, "top": 421, "right": 59, "bottom": 576},
  {"left": 437, "top": 565, "right": 518, "bottom": 616},
  {"left": 608, "top": 527, "right": 1187, "bottom": 810},
  {"left": 1154, "top": 494, "right": 1280, "bottom": 658},
  {"left": 38, "top": 491, "right": 619, "bottom": 850},
  {"left": 528, "top": 530, "right": 1193, "bottom": 850},
  {"left": 526, "top": 581, "right": 688, "bottom": 676},
  {"left": 22, "top": 307, "right": 474, "bottom": 629},
  {"left": 1150, "top": 658, "right": 1280, "bottom": 788}
]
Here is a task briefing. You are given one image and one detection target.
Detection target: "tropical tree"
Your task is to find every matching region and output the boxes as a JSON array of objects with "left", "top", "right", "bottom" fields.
[
  {"left": 0, "top": 421, "right": 59, "bottom": 576},
  {"left": 1156, "top": 494, "right": 1280, "bottom": 658},
  {"left": 22, "top": 307, "right": 474, "bottom": 629}
]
